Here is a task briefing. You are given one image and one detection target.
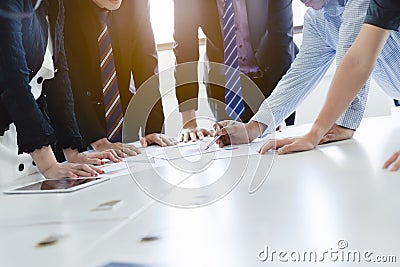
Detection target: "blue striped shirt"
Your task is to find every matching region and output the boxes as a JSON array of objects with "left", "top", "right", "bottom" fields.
[{"left": 252, "top": 0, "right": 400, "bottom": 133}]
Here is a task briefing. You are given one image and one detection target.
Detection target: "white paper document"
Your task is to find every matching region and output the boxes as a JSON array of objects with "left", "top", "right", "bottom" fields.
[
  {"left": 93, "top": 138, "right": 269, "bottom": 178},
  {"left": 141, "top": 138, "right": 265, "bottom": 161}
]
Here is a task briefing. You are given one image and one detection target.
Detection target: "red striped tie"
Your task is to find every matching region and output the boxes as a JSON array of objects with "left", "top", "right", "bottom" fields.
[{"left": 98, "top": 12, "right": 123, "bottom": 142}]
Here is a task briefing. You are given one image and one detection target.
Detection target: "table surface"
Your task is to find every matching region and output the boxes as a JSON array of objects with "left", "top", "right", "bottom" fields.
[{"left": 1, "top": 116, "right": 399, "bottom": 267}]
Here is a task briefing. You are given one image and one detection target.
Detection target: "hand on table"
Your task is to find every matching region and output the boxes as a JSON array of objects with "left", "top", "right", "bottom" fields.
[
  {"left": 178, "top": 114, "right": 213, "bottom": 142},
  {"left": 383, "top": 150, "right": 400, "bottom": 171},
  {"left": 319, "top": 124, "right": 354, "bottom": 144},
  {"left": 64, "top": 147, "right": 121, "bottom": 165},
  {"left": 214, "top": 120, "right": 264, "bottom": 147},
  {"left": 41, "top": 162, "right": 104, "bottom": 179},
  {"left": 179, "top": 126, "right": 213, "bottom": 142},
  {"left": 30, "top": 146, "right": 104, "bottom": 179},
  {"left": 141, "top": 133, "right": 178, "bottom": 147},
  {"left": 258, "top": 134, "right": 318, "bottom": 155},
  {"left": 258, "top": 124, "right": 355, "bottom": 155},
  {"left": 91, "top": 137, "right": 141, "bottom": 158}
]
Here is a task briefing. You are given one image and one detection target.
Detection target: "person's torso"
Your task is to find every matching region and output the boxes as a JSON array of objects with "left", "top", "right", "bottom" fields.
[{"left": 64, "top": 0, "right": 136, "bottom": 107}]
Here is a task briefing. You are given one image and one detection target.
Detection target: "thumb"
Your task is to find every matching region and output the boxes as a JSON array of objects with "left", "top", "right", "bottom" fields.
[
  {"left": 140, "top": 137, "right": 148, "bottom": 148},
  {"left": 319, "top": 134, "right": 334, "bottom": 144},
  {"left": 277, "top": 144, "right": 296, "bottom": 155}
]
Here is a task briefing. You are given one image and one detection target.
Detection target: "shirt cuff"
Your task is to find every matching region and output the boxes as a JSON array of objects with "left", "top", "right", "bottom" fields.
[
  {"left": 251, "top": 106, "right": 276, "bottom": 137},
  {"left": 336, "top": 106, "right": 364, "bottom": 131},
  {"left": 18, "top": 133, "right": 57, "bottom": 154}
]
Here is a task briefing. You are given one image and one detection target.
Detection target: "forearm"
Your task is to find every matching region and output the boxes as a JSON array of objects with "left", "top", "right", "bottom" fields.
[
  {"left": 311, "top": 25, "right": 391, "bottom": 138},
  {"left": 335, "top": 0, "right": 371, "bottom": 129},
  {"left": 312, "top": 55, "right": 372, "bottom": 137},
  {"left": 91, "top": 138, "right": 108, "bottom": 152},
  {"left": 30, "top": 145, "right": 59, "bottom": 174},
  {"left": 63, "top": 147, "right": 81, "bottom": 163},
  {"left": 246, "top": 120, "right": 267, "bottom": 141},
  {"left": 181, "top": 109, "right": 197, "bottom": 128},
  {"left": 252, "top": 10, "right": 336, "bottom": 134}
]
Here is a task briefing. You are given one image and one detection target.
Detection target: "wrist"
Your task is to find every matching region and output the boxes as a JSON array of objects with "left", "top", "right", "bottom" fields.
[
  {"left": 63, "top": 148, "right": 80, "bottom": 162},
  {"left": 307, "top": 125, "right": 326, "bottom": 146},
  {"left": 181, "top": 109, "right": 198, "bottom": 129},
  {"left": 30, "top": 145, "right": 59, "bottom": 174},
  {"left": 246, "top": 121, "right": 266, "bottom": 142},
  {"left": 91, "top": 137, "right": 109, "bottom": 151}
]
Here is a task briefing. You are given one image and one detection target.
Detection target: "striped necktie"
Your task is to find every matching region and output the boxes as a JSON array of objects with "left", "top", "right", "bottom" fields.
[
  {"left": 223, "top": 0, "right": 245, "bottom": 120},
  {"left": 98, "top": 12, "right": 123, "bottom": 142}
]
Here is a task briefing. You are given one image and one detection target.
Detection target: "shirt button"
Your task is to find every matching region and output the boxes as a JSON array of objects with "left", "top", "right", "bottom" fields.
[
  {"left": 86, "top": 91, "right": 92, "bottom": 97},
  {"left": 239, "top": 44, "right": 243, "bottom": 48},
  {"left": 18, "top": 163, "right": 24, "bottom": 172},
  {"left": 97, "top": 102, "right": 102, "bottom": 105},
  {"left": 37, "top": 77, "right": 44, "bottom": 84}
]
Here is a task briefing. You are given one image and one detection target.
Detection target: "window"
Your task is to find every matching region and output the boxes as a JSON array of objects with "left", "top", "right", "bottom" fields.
[{"left": 150, "top": 0, "right": 308, "bottom": 45}]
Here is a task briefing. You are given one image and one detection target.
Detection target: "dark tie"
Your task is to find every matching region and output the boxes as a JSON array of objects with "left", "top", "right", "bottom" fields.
[
  {"left": 223, "top": 0, "right": 245, "bottom": 120},
  {"left": 98, "top": 12, "right": 123, "bottom": 142}
]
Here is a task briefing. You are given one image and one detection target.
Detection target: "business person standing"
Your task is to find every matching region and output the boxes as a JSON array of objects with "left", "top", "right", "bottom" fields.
[
  {"left": 0, "top": 0, "right": 108, "bottom": 181},
  {"left": 257, "top": 0, "right": 400, "bottom": 171},
  {"left": 63, "top": 0, "right": 176, "bottom": 158},
  {"left": 214, "top": 0, "right": 400, "bottom": 160},
  {"left": 174, "top": 0, "right": 297, "bottom": 141}
]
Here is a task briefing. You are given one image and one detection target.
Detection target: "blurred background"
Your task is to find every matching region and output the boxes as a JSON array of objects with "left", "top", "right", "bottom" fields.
[{"left": 148, "top": 0, "right": 393, "bottom": 136}]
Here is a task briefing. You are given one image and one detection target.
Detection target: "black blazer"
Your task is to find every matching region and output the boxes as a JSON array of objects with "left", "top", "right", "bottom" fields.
[
  {"left": 64, "top": 0, "right": 164, "bottom": 147},
  {"left": 0, "top": 0, "right": 82, "bottom": 153},
  {"left": 173, "top": 0, "right": 297, "bottom": 122}
]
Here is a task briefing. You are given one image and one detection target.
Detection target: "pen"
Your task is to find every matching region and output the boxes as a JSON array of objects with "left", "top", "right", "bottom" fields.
[{"left": 204, "top": 121, "right": 235, "bottom": 150}]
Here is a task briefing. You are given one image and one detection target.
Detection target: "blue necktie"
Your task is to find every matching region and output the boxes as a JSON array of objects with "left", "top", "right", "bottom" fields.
[
  {"left": 223, "top": 0, "right": 245, "bottom": 120},
  {"left": 98, "top": 12, "right": 123, "bottom": 142}
]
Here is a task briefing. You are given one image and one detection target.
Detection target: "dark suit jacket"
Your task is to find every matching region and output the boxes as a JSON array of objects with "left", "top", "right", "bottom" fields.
[
  {"left": 174, "top": 0, "right": 297, "bottom": 122},
  {"left": 64, "top": 0, "right": 164, "bottom": 147},
  {"left": 0, "top": 0, "right": 82, "bottom": 153},
  {"left": 246, "top": 0, "right": 298, "bottom": 86}
]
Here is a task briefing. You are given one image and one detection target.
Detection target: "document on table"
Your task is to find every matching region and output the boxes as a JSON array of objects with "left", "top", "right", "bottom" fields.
[
  {"left": 94, "top": 138, "right": 269, "bottom": 178},
  {"left": 98, "top": 154, "right": 168, "bottom": 178},
  {"left": 141, "top": 138, "right": 265, "bottom": 161}
]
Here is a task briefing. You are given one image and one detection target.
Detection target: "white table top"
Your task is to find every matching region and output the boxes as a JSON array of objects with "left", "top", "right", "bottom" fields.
[{"left": 1, "top": 116, "right": 399, "bottom": 267}]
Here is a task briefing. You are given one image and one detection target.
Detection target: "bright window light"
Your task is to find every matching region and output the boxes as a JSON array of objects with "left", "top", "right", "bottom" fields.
[{"left": 150, "top": 0, "right": 307, "bottom": 45}]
